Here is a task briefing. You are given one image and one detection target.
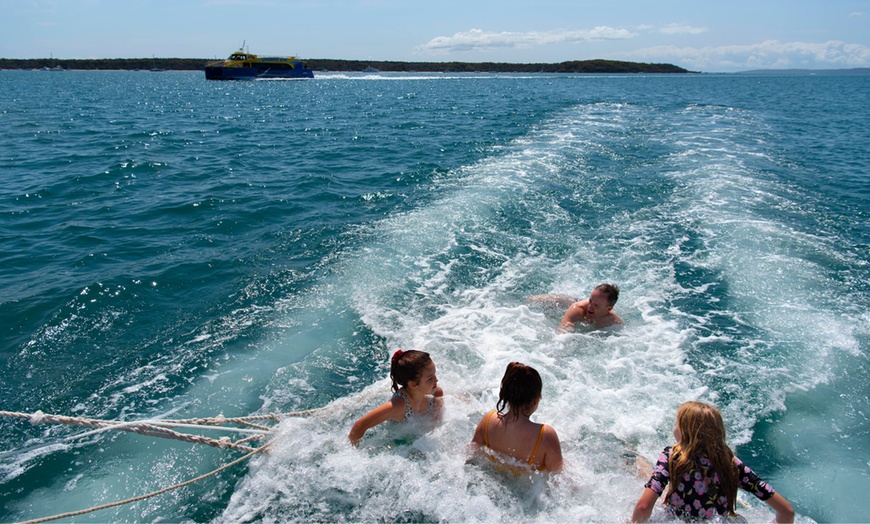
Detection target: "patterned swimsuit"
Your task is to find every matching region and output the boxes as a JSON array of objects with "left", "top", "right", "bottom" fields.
[
  {"left": 644, "top": 446, "right": 776, "bottom": 520},
  {"left": 395, "top": 390, "right": 436, "bottom": 420}
]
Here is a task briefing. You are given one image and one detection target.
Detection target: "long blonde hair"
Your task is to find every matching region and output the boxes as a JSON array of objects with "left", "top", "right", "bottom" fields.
[{"left": 667, "top": 401, "right": 739, "bottom": 515}]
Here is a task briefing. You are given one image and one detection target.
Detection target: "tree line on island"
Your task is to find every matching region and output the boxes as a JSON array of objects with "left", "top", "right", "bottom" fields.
[{"left": 0, "top": 57, "right": 693, "bottom": 74}]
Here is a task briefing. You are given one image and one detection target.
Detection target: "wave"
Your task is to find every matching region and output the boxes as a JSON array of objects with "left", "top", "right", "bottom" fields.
[{"left": 4, "top": 79, "right": 865, "bottom": 522}]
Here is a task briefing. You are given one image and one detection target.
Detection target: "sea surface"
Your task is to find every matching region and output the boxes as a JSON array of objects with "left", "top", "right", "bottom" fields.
[{"left": 1, "top": 70, "right": 868, "bottom": 523}]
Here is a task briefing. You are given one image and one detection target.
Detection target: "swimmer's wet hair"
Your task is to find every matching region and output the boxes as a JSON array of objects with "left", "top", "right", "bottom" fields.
[
  {"left": 595, "top": 283, "right": 620, "bottom": 306},
  {"left": 390, "top": 350, "right": 432, "bottom": 392},
  {"left": 497, "top": 362, "right": 542, "bottom": 421}
]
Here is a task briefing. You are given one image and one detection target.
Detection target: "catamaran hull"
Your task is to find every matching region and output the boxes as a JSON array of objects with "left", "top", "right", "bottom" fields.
[{"left": 204, "top": 65, "right": 314, "bottom": 80}]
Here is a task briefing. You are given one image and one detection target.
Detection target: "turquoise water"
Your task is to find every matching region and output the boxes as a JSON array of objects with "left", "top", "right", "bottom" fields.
[{"left": 1, "top": 70, "right": 868, "bottom": 522}]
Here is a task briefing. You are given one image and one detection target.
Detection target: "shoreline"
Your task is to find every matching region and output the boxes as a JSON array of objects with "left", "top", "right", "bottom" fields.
[{"left": 0, "top": 57, "right": 695, "bottom": 74}]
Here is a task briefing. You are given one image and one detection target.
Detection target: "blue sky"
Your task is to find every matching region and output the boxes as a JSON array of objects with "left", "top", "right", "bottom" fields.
[{"left": 2, "top": 0, "right": 869, "bottom": 72}]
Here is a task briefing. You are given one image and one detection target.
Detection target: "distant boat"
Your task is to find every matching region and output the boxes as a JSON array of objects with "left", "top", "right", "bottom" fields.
[
  {"left": 362, "top": 66, "right": 379, "bottom": 73},
  {"left": 204, "top": 49, "right": 314, "bottom": 80},
  {"left": 46, "top": 53, "right": 63, "bottom": 71}
]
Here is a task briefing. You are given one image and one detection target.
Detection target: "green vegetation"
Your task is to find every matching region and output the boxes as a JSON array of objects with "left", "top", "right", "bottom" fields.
[
  {"left": 0, "top": 57, "right": 694, "bottom": 74},
  {"left": 309, "top": 59, "right": 692, "bottom": 73},
  {"left": 0, "top": 58, "right": 207, "bottom": 71}
]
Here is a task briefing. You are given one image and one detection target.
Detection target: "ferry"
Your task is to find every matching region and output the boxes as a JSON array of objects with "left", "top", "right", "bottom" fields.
[{"left": 204, "top": 49, "right": 314, "bottom": 80}]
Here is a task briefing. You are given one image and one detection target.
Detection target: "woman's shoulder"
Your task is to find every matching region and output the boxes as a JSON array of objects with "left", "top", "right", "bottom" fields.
[
  {"left": 541, "top": 423, "right": 560, "bottom": 441},
  {"left": 384, "top": 390, "right": 410, "bottom": 418},
  {"left": 539, "top": 424, "right": 561, "bottom": 456},
  {"left": 477, "top": 409, "right": 498, "bottom": 422}
]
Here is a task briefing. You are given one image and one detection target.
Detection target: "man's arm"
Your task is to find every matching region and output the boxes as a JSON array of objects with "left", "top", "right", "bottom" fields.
[{"left": 559, "top": 300, "right": 588, "bottom": 332}]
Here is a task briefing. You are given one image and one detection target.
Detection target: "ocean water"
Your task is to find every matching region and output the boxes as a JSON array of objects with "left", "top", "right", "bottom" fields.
[{"left": 0, "top": 70, "right": 868, "bottom": 523}]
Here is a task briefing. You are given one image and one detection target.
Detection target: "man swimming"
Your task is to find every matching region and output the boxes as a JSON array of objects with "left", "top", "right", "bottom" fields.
[
  {"left": 559, "top": 283, "right": 622, "bottom": 331},
  {"left": 529, "top": 283, "right": 623, "bottom": 331}
]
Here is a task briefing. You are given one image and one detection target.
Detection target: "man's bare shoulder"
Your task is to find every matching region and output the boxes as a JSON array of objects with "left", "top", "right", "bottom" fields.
[
  {"left": 569, "top": 299, "right": 590, "bottom": 310},
  {"left": 594, "top": 313, "right": 623, "bottom": 329},
  {"left": 564, "top": 300, "right": 589, "bottom": 318}
]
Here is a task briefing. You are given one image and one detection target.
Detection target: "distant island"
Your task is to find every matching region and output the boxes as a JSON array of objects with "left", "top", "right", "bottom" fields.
[
  {"left": 0, "top": 57, "right": 694, "bottom": 74},
  {"left": 735, "top": 68, "right": 870, "bottom": 75}
]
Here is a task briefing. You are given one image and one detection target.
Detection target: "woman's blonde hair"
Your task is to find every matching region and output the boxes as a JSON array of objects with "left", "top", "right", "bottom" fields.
[{"left": 667, "top": 401, "right": 739, "bottom": 515}]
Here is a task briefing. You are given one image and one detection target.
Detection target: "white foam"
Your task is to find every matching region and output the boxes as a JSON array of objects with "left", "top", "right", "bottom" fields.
[{"left": 217, "top": 102, "right": 745, "bottom": 522}]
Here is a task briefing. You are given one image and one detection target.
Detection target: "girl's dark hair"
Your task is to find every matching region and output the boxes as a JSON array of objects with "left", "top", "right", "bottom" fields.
[
  {"left": 496, "top": 362, "right": 542, "bottom": 421},
  {"left": 389, "top": 350, "right": 432, "bottom": 392}
]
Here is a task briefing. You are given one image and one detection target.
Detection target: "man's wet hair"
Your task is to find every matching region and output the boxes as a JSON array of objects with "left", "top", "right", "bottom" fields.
[{"left": 594, "top": 283, "right": 619, "bottom": 306}]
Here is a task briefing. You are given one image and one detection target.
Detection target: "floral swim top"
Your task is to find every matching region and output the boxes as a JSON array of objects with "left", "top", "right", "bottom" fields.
[
  {"left": 395, "top": 390, "right": 436, "bottom": 421},
  {"left": 644, "top": 446, "right": 776, "bottom": 520}
]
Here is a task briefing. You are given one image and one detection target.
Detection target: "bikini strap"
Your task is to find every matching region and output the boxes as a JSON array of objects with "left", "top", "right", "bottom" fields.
[
  {"left": 528, "top": 424, "right": 546, "bottom": 465},
  {"left": 483, "top": 410, "right": 497, "bottom": 448},
  {"left": 397, "top": 390, "right": 413, "bottom": 420}
]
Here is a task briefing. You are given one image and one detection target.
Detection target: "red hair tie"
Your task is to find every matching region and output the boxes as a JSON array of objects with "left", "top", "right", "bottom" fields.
[{"left": 391, "top": 350, "right": 404, "bottom": 365}]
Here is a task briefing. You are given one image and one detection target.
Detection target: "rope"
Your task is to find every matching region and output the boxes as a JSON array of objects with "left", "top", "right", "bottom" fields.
[
  {"left": 0, "top": 408, "right": 330, "bottom": 444},
  {"left": 17, "top": 440, "right": 272, "bottom": 524},
  {"left": 0, "top": 408, "right": 331, "bottom": 453},
  {"left": 127, "top": 421, "right": 269, "bottom": 435},
  {"left": 0, "top": 408, "right": 323, "bottom": 428},
  {"left": 0, "top": 411, "right": 264, "bottom": 452},
  {"left": 0, "top": 407, "right": 328, "bottom": 521}
]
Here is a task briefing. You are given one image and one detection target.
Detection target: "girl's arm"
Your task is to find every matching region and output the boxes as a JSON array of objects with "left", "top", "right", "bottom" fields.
[
  {"left": 541, "top": 426, "right": 563, "bottom": 473},
  {"left": 348, "top": 396, "right": 403, "bottom": 446},
  {"left": 631, "top": 488, "right": 660, "bottom": 522},
  {"left": 766, "top": 492, "right": 795, "bottom": 523}
]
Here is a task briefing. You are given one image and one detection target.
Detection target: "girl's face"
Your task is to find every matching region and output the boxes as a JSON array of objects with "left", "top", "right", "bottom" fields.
[{"left": 411, "top": 361, "right": 438, "bottom": 394}]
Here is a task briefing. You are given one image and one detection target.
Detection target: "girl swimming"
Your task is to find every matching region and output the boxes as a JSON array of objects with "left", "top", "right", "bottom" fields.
[
  {"left": 348, "top": 349, "right": 443, "bottom": 446},
  {"left": 631, "top": 401, "right": 794, "bottom": 522},
  {"left": 470, "top": 362, "right": 563, "bottom": 473}
]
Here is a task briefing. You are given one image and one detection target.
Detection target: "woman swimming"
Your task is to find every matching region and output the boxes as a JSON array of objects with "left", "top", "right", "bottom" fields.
[
  {"left": 348, "top": 349, "right": 443, "bottom": 446},
  {"left": 470, "top": 362, "right": 562, "bottom": 473}
]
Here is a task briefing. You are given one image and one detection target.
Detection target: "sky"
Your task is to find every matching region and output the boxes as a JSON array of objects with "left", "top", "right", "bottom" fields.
[{"left": 2, "top": 0, "right": 869, "bottom": 72}]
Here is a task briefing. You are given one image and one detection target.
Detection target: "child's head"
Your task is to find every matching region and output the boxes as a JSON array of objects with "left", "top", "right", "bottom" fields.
[
  {"left": 674, "top": 400, "right": 727, "bottom": 451},
  {"left": 390, "top": 350, "right": 433, "bottom": 392},
  {"left": 497, "top": 362, "right": 542, "bottom": 419}
]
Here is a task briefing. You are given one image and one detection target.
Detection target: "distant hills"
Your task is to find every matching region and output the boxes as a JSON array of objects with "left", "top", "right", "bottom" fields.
[
  {"left": 736, "top": 68, "right": 870, "bottom": 75},
  {"left": 0, "top": 57, "right": 693, "bottom": 74}
]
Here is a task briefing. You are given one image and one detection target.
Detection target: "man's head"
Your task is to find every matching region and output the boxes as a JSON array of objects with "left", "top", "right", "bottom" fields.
[{"left": 588, "top": 283, "right": 619, "bottom": 317}]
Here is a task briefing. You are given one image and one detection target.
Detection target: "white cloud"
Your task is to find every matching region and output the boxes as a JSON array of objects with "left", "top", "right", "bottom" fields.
[
  {"left": 659, "top": 23, "right": 707, "bottom": 35},
  {"left": 416, "top": 27, "right": 635, "bottom": 54},
  {"left": 849, "top": 11, "right": 866, "bottom": 17},
  {"left": 629, "top": 40, "right": 870, "bottom": 71}
]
